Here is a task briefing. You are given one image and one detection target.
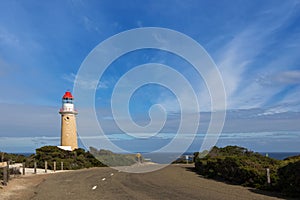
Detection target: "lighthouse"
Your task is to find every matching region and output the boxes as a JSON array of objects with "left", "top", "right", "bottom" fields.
[{"left": 58, "top": 91, "right": 78, "bottom": 151}]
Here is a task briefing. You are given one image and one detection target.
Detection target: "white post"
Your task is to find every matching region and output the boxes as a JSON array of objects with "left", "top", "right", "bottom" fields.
[
  {"left": 53, "top": 161, "right": 56, "bottom": 172},
  {"left": 45, "top": 161, "right": 47, "bottom": 173},
  {"left": 266, "top": 168, "right": 271, "bottom": 184},
  {"left": 34, "top": 162, "right": 37, "bottom": 174}
]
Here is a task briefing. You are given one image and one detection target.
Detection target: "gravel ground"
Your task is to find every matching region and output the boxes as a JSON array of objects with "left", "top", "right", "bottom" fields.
[{"left": 1, "top": 164, "right": 292, "bottom": 200}]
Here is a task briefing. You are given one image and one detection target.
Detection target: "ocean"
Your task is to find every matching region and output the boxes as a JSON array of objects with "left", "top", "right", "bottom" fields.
[
  {"left": 10, "top": 152, "right": 34, "bottom": 157},
  {"left": 258, "top": 152, "right": 300, "bottom": 160}
]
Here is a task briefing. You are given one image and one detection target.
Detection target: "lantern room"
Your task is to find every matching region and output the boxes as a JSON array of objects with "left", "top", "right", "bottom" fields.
[
  {"left": 62, "top": 91, "right": 74, "bottom": 104},
  {"left": 60, "top": 91, "right": 77, "bottom": 114}
]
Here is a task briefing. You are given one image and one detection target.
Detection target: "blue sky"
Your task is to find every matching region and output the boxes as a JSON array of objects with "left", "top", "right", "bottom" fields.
[{"left": 0, "top": 0, "right": 300, "bottom": 153}]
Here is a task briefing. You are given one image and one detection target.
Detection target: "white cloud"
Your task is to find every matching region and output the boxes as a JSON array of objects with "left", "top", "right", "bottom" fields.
[
  {"left": 258, "top": 70, "right": 300, "bottom": 86},
  {"left": 63, "top": 73, "right": 108, "bottom": 90},
  {"left": 272, "top": 70, "right": 300, "bottom": 84},
  {"left": 214, "top": 2, "right": 299, "bottom": 110}
]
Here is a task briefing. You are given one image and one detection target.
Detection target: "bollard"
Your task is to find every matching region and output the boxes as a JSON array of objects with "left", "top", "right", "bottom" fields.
[
  {"left": 34, "top": 161, "right": 37, "bottom": 174},
  {"left": 61, "top": 162, "right": 63, "bottom": 171},
  {"left": 53, "top": 161, "right": 56, "bottom": 172},
  {"left": 22, "top": 162, "right": 25, "bottom": 175},
  {"left": 45, "top": 161, "right": 47, "bottom": 173},
  {"left": 266, "top": 168, "right": 271, "bottom": 184}
]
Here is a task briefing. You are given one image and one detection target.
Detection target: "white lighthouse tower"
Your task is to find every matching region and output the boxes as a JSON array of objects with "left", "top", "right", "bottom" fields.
[{"left": 58, "top": 91, "right": 78, "bottom": 151}]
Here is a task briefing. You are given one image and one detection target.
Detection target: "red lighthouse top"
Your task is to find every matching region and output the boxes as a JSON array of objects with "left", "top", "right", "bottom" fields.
[{"left": 63, "top": 91, "right": 74, "bottom": 99}]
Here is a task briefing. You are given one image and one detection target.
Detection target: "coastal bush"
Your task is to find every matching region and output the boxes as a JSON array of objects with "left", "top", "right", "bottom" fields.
[
  {"left": 194, "top": 146, "right": 280, "bottom": 189},
  {"left": 89, "top": 148, "right": 139, "bottom": 166},
  {"left": 0, "top": 152, "right": 28, "bottom": 163},
  {"left": 194, "top": 146, "right": 300, "bottom": 197},
  {"left": 1, "top": 146, "right": 141, "bottom": 172},
  {"left": 29, "top": 146, "right": 105, "bottom": 170},
  {"left": 277, "top": 160, "right": 300, "bottom": 197}
]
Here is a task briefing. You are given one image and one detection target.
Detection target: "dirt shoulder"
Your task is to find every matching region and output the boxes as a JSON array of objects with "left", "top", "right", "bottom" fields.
[{"left": 1, "top": 174, "right": 49, "bottom": 200}]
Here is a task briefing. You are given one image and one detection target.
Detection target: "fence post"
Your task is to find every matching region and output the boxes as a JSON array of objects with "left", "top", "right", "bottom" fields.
[
  {"left": 53, "top": 161, "right": 56, "bottom": 172},
  {"left": 45, "top": 161, "right": 47, "bottom": 173},
  {"left": 34, "top": 161, "right": 37, "bottom": 174},
  {"left": 7, "top": 161, "right": 10, "bottom": 181},
  {"left": 22, "top": 162, "right": 25, "bottom": 175},
  {"left": 3, "top": 165, "right": 8, "bottom": 185},
  {"left": 61, "top": 162, "right": 63, "bottom": 171},
  {"left": 266, "top": 168, "right": 271, "bottom": 184}
]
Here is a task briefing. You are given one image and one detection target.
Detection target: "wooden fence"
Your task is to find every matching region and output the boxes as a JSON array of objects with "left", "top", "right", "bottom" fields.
[{"left": 1, "top": 161, "right": 65, "bottom": 187}]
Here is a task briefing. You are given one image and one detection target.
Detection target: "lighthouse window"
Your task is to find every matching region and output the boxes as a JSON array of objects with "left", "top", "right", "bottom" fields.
[{"left": 63, "top": 99, "right": 73, "bottom": 103}]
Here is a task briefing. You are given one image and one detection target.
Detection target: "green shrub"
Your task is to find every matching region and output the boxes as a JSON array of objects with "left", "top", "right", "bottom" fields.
[
  {"left": 277, "top": 161, "right": 300, "bottom": 197},
  {"left": 90, "top": 148, "right": 139, "bottom": 166},
  {"left": 29, "top": 146, "right": 105, "bottom": 170},
  {"left": 194, "top": 146, "right": 300, "bottom": 197},
  {"left": 194, "top": 146, "right": 280, "bottom": 189},
  {"left": 0, "top": 152, "right": 28, "bottom": 163}
]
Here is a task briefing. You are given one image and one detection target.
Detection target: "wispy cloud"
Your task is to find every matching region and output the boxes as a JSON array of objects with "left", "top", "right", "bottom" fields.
[
  {"left": 214, "top": 1, "right": 299, "bottom": 110},
  {"left": 63, "top": 73, "right": 108, "bottom": 90},
  {"left": 270, "top": 70, "right": 300, "bottom": 85},
  {"left": 81, "top": 15, "right": 102, "bottom": 34},
  {"left": 0, "top": 27, "right": 20, "bottom": 48}
]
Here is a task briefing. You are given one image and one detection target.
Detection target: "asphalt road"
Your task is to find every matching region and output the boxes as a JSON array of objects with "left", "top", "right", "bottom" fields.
[{"left": 28, "top": 164, "right": 285, "bottom": 200}]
